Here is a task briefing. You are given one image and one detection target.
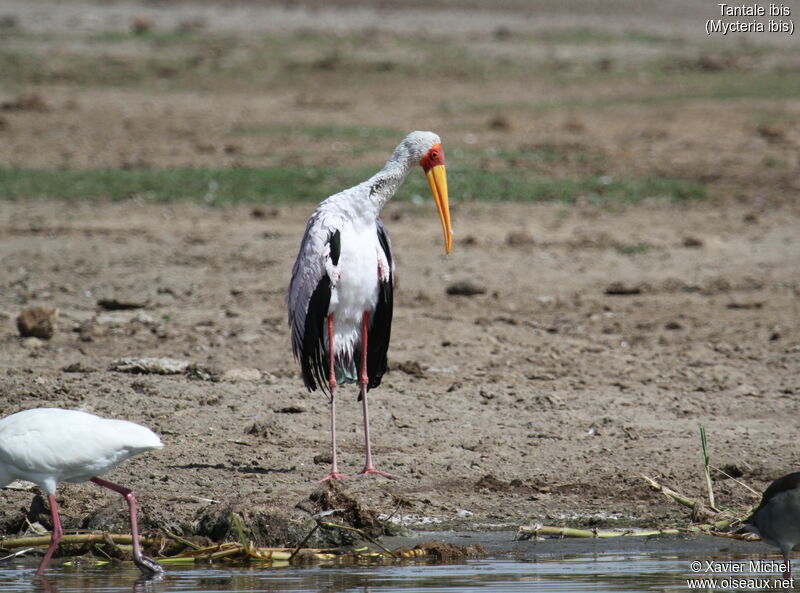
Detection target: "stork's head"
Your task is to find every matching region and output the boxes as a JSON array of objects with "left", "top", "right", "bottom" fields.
[{"left": 402, "top": 131, "right": 452, "bottom": 254}]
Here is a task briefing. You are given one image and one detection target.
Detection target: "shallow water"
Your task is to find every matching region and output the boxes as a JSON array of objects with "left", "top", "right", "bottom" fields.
[{"left": 1, "top": 553, "right": 793, "bottom": 593}]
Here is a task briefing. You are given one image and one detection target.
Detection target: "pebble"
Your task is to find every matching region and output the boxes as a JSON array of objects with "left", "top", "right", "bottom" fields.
[{"left": 17, "top": 306, "right": 58, "bottom": 339}]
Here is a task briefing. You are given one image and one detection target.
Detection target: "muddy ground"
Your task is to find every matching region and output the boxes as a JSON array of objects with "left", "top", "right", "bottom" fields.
[{"left": 0, "top": 0, "right": 799, "bottom": 552}]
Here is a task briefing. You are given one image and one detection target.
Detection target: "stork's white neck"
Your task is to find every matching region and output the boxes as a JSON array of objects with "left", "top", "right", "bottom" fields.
[
  {"left": 366, "top": 142, "right": 419, "bottom": 211},
  {"left": 325, "top": 141, "right": 419, "bottom": 223}
]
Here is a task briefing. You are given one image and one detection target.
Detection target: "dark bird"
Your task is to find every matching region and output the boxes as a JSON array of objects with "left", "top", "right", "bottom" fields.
[
  {"left": 288, "top": 131, "right": 452, "bottom": 481},
  {"left": 746, "top": 471, "right": 800, "bottom": 580}
]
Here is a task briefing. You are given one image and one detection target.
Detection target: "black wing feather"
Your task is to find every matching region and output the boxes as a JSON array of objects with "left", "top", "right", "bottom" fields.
[
  {"left": 289, "top": 211, "right": 342, "bottom": 396},
  {"left": 329, "top": 229, "right": 341, "bottom": 266},
  {"left": 299, "top": 275, "right": 331, "bottom": 394},
  {"left": 358, "top": 221, "right": 394, "bottom": 397}
]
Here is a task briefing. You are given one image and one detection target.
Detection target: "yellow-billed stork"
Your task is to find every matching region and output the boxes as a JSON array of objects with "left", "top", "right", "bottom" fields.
[{"left": 288, "top": 131, "right": 452, "bottom": 481}]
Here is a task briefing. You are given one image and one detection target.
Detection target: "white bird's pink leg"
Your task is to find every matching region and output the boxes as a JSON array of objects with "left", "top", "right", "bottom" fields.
[
  {"left": 36, "top": 495, "right": 63, "bottom": 576},
  {"left": 359, "top": 312, "right": 396, "bottom": 479},
  {"left": 89, "top": 477, "right": 163, "bottom": 575},
  {"left": 319, "top": 314, "right": 349, "bottom": 481}
]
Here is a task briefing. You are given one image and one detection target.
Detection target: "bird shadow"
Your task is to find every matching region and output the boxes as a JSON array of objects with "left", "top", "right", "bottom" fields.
[{"left": 169, "top": 463, "right": 295, "bottom": 475}]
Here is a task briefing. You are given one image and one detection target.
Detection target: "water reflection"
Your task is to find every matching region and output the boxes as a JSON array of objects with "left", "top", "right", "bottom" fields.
[{"left": 0, "top": 554, "right": 787, "bottom": 593}]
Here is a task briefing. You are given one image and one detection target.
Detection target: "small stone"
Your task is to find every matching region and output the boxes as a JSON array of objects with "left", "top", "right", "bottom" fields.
[
  {"left": 446, "top": 280, "right": 487, "bottom": 297},
  {"left": 682, "top": 236, "right": 703, "bottom": 248},
  {"left": 275, "top": 404, "right": 306, "bottom": 414},
  {"left": 0, "top": 15, "right": 19, "bottom": 29},
  {"left": 97, "top": 297, "right": 148, "bottom": 310},
  {"left": 17, "top": 306, "right": 58, "bottom": 339},
  {"left": 1, "top": 93, "right": 48, "bottom": 112},
  {"left": 719, "top": 463, "right": 745, "bottom": 478},
  {"left": 664, "top": 321, "right": 683, "bottom": 330},
  {"left": 130, "top": 16, "right": 154, "bottom": 34},
  {"left": 734, "top": 384, "right": 759, "bottom": 397},
  {"left": 488, "top": 115, "right": 511, "bottom": 131},
  {"left": 727, "top": 301, "right": 763, "bottom": 310},
  {"left": 176, "top": 16, "right": 207, "bottom": 33},
  {"left": 237, "top": 333, "right": 260, "bottom": 344},
  {"left": 604, "top": 282, "right": 642, "bottom": 296},
  {"left": 221, "top": 368, "right": 262, "bottom": 382},
  {"left": 185, "top": 364, "right": 220, "bottom": 382},
  {"left": 494, "top": 25, "right": 512, "bottom": 40},
  {"left": 62, "top": 361, "right": 96, "bottom": 373},
  {"left": 313, "top": 453, "right": 332, "bottom": 465},
  {"left": 245, "top": 418, "right": 281, "bottom": 438},
  {"left": 475, "top": 474, "right": 508, "bottom": 492},
  {"left": 757, "top": 123, "right": 784, "bottom": 143},
  {"left": 21, "top": 337, "right": 44, "bottom": 349},
  {"left": 250, "top": 206, "right": 279, "bottom": 219},
  {"left": 396, "top": 360, "right": 425, "bottom": 378},
  {"left": 506, "top": 230, "right": 535, "bottom": 247}
]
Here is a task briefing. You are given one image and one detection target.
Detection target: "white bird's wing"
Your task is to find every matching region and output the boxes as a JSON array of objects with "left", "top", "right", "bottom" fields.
[
  {"left": 0, "top": 409, "right": 162, "bottom": 490},
  {"left": 288, "top": 209, "right": 344, "bottom": 392}
]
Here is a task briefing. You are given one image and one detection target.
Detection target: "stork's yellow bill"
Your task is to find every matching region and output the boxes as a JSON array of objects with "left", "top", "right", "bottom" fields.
[{"left": 420, "top": 143, "right": 453, "bottom": 254}]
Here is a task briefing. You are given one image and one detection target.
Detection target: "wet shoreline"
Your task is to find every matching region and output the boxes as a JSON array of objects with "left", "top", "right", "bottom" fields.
[{"left": 384, "top": 530, "right": 775, "bottom": 559}]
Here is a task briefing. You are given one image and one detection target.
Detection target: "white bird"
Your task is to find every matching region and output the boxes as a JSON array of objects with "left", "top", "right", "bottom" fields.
[
  {"left": 746, "top": 472, "right": 800, "bottom": 580},
  {"left": 0, "top": 408, "right": 164, "bottom": 576},
  {"left": 288, "top": 131, "right": 452, "bottom": 481}
]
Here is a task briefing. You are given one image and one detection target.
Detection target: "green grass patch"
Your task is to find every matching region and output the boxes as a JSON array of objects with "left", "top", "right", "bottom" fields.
[
  {"left": 0, "top": 167, "right": 366, "bottom": 204},
  {"left": 616, "top": 242, "right": 656, "bottom": 255},
  {"left": 0, "top": 166, "right": 706, "bottom": 205},
  {"left": 85, "top": 30, "right": 198, "bottom": 45}
]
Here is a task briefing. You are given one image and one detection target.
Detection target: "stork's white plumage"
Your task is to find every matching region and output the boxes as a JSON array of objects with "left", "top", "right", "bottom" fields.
[
  {"left": 288, "top": 131, "right": 452, "bottom": 481},
  {"left": 0, "top": 408, "right": 164, "bottom": 575}
]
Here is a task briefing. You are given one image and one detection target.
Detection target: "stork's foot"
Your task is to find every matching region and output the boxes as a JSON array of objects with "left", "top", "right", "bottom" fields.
[
  {"left": 133, "top": 554, "right": 164, "bottom": 576},
  {"left": 359, "top": 467, "right": 398, "bottom": 479},
  {"left": 318, "top": 471, "right": 351, "bottom": 482}
]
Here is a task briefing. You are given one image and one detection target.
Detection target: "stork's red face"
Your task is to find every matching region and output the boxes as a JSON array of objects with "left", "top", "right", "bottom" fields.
[{"left": 419, "top": 143, "right": 452, "bottom": 254}]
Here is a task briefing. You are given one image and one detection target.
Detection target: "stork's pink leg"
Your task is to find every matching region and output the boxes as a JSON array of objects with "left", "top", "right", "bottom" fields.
[
  {"left": 36, "top": 495, "right": 63, "bottom": 575},
  {"left": 358, "top": 312, "right": 397, "bottom": 479},
  {"left": 319, "top": 314, "right": 350, "bottom": 481},
  {"left": 783, "top": 556, "right": 791, "bottom": 581},
  {"left": 89, "top": 477, "right": 163, "bottom": 575}
]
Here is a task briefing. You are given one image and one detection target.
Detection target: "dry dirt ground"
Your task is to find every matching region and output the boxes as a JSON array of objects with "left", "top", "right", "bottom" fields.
[
  {"left": 0, "top": 0, "right": 799, "bottom": 553},
  {"left": 1, "top": 199, "right": 798, "bottom": 546}
]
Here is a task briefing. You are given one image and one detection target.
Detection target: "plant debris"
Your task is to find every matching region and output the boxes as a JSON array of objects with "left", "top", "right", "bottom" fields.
[{"left": 109, "top": 357, "right": 191, "bottom": 374}]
